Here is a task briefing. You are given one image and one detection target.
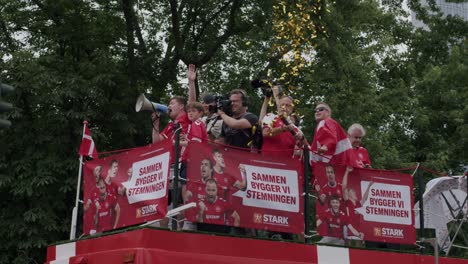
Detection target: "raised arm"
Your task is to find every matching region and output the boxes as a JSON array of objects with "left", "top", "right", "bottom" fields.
[
  {"left": 234, "top": 164, "right": 247, "bottom": 191},
  {"left": 196, "top": 201, "right": 206, "bottom": 223},
  {"left": 94, "top": 201, "right": 100, "bottom": 228},
  {"left": 113, "top": 203, "right": 121, "bottom": 229},
  {"left": 347, "top": 223, "right": 364, "bottom": 239},
  {"left": 187, "top": 64, "right": 197, "bottom": 103},
  {"left": 342, "top": 166, "right": 353, "bottom": 201},
  {"left": 360, "top": 181, "right": 374, "bottom": 205},
  {"left": 259, "top": 96, "right": 270, "bottom": 126},
  {"left": 272, "top": 85, "right": 282, "bottom": 113},
  {"left": 231, "top": 210, "right": 240, "bottom": 227}
]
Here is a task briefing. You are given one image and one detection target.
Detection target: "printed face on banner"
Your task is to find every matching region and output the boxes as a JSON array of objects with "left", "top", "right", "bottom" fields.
[
  {"left": 356, "top": 181, "right": 412, "bottom": 225},
  {"left": 83, "top": 141, "right": 173, "bottom": 235},
  {"left": 233, "top": 165, "right": 299, "bottom": 213},
  {"left": 313, "top": 163, "right": 415, "bottom": 244},
  {"left": 185, "top": 142, "right": 305, "bottom": 234},
  {"left": 122, "top": 152, "right": 170, "bottom": 204}
]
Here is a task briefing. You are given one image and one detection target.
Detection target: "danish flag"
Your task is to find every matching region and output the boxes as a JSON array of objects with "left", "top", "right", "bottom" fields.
[{"left": 78, "top": 121, "right": 98, "bottom": 158}]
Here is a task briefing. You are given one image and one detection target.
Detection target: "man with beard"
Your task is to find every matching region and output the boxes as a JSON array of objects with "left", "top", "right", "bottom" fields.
[
  {"left": 182, "top": 158, "right": 215, "bottom": 231},
  {"left": 185, "top": 158, "right": 214, "bottom": 203},
  {"left": 93, "top": 178, "right": 121, "bottom": 233},
  {"left": 196, "top": 179, "right": 240, "bottom": 233}
]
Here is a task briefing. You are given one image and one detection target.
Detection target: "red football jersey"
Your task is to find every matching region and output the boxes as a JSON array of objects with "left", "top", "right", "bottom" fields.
[
  {"left": 353, "top": 146, "right": 371, "bottom": 168},
  {"left": 93, "top": 193, "right": 118, "bottom": 232},
  {"left": 320, "top": 209, "right": 349, "bottom": 239},
  {"left": 201, "top": 197, "right": 230, "bottom": 226},
  {"left": 321, "top": 182, "right": 343, "bottom": 199},
  {"left": 160, "top": 113, "right": 190, "bottom": 140},
  {"left": 261, "top": 114, "right": 297, "bottom": 157},
  {"left": 213, "top": 171, "right": 237, "bottom": 200},
  {"left": 180, "top": 119, "right": 208, "bottom": 162}
]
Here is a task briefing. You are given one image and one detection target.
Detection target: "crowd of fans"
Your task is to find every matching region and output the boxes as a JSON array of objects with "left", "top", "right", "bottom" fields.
[{"left": 89, "top": 64, "right": 374, "bottom": 243}]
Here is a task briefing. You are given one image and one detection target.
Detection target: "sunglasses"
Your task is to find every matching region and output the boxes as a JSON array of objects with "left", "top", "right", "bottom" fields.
[{"left": 315, "top": 107, "right": 328, "bottom": 113}]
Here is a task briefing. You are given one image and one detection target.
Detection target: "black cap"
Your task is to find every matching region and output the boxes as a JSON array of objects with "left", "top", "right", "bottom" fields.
[{"left": 202, "top": 94, "right": 216, "bottom": 104}]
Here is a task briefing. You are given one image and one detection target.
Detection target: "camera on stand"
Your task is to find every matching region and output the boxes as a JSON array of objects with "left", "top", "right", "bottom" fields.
[{"left": 251, "top": 79, "right": 283, "bottom": 97}]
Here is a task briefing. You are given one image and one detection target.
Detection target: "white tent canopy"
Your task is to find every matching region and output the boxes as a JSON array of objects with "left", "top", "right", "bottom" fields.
[{"left": 415, "top": 175, "right": 467, "bottom": 255}]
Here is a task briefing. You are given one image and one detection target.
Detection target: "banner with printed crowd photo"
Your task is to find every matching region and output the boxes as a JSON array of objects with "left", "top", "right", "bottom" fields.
[
  {"left": 185, "top": 142, "right": 304, "bottom": 234},
  {"left": 313, "top": 163, "right": 415, "bottom": 244},
  {"left": 82, "top": 140, "right": 173, "bottom": 235}
]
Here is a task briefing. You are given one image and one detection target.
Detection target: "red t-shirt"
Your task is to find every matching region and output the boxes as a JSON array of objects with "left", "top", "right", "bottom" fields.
[
  {"left": 262, "top": 114, "right": 297, "bottom": 157},
  {"left": 320, "top": 209, "right": 349, "bottom": 239},
  {"left": 321, "top": 182, "right": 343, "bottom": 200},
  {"left": 185, "top": 180, "right": 206, "bottom": 222},
  {"left": 185, "top": 180, "right": 226, "bottom": 222},
  {"left": 161, "top": 113, "right": 190, "bottom": 140},
  {"left": 213, "top": 170, "right": 237, "bottom": 200},
  {"left": 105, "top": 180, "right": 120, "bottom": 197},
  {"left": 160, "top": 113, "right": 190, "bottom": 164},
  {"left": 353, "top": 147, "right": 371, "bottom": 168},
  {"left": 180, "top": 119, "right": 208, "bottom": 162},
  {"left": 201, "top": 197, "right": 230, "bottom": 226},
  {"left": 93, "top": 193, "right": 118, "bottom": 232}
]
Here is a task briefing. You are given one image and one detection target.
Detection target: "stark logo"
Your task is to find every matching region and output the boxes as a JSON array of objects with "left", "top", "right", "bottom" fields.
[
  {"left": 136, "top": 208, "right": 142, "bottom": 218},
  {"left": 253, "top": 213, "right": 263, "bottom": 224},
  {"left": 374, "top": 227, "right": 382, "bottom": 236},
  {"left": 136, "top": 204, "right": 158, "bottom": 218}
]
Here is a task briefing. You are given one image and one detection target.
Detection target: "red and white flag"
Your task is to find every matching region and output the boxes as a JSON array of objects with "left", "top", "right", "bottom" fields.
[
  {"left": 79, "top": 121, "right": 98, "bottom": 158},
  {"left": 310, "top": 118, "right": 358, "bottom": 167}
]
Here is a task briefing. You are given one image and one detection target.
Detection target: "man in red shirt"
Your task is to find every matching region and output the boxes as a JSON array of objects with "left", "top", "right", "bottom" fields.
[
  {"left": 93, "top": 178, "right": 120, "bottom": 233},
  {"left": 320, "top": 164, "right": 343, "bottom": 201},
  {"left": 185, "top": 158, "right": 214, "bottom": 203},
  {"left": 310, "top": 102, "right": 357, "bottom": 167},
  {"left": 151, "top": 96, "right": 190, "bottom": 144},
  {"left": 261, "top": 94, "right": 305, "bottom": 158},
  {"left": 211, "top": 149, "right": 246, "bottom": 200},
  {"left": 316, "top": 194, "right": 363, "bottom": 245},
  {"left": 196, "top": 179, "right": 240, "bottom": 227},
  {"left": 348, "top": 123, "right": 372, "bottom": 168},
  {"left": 151, "top": 95, "right": 190, "bottom": 210},
  {"left": 183, "top": 158, "right": 214, "bottom": 231},
  {"left": 104, "top": 159, "right": 125, "bottom": 196}
]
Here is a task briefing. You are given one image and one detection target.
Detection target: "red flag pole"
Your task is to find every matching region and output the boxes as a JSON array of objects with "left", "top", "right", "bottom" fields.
[{"left": 70, "top": 121, "right": 87, "bottom": 240}]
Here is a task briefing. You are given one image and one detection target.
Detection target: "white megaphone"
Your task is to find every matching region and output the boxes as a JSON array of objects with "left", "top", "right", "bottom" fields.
[{"left": 135, "top": 94, "right": 169, "bottom": 114}]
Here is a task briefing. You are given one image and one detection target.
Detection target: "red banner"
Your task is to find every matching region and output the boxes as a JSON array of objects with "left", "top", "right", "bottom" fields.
[
  {"left": 313, "top": 163, "right": 415, "bottom": 244},
  {"left": 83, "top": 140, "right": 173, "bottom": 235},
  {"left": 185, "top": 142, "right": 304, "bottom": 234}
]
